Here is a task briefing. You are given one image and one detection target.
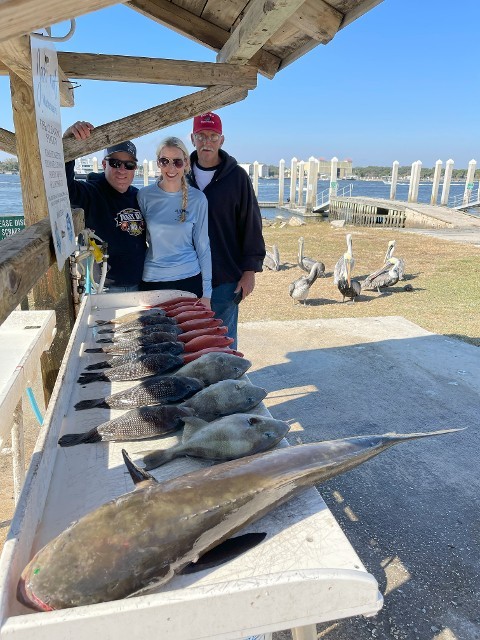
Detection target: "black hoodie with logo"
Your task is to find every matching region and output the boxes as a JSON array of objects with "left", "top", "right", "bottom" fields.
[
  {"left": 65, "top": 161, "right": 146, "bottom": 286},
  {"left": 189, "top": 149, "right": 265, "bottom": 288}
]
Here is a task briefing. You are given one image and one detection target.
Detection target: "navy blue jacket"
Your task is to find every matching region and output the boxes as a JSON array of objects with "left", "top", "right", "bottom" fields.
[
  {"left": 189, "top": 150, "right": 265, "bottom": 288},
  {"left": 65, "top": 161, "right": 146, "bottom": 287}
]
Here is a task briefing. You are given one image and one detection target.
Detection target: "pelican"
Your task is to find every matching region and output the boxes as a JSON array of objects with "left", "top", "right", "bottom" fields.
[
  {"left": 298, "top": 237, "right": 325, "bottom": 275},
  {"left": 334, "top": 233, "right": 361, "bottom": 302},
  {"left": 361, "top": 240, "right": 404, "bottom": 293},
  {"left": 388, "top": 240, "right": 406, "bottom": 281},
  {"left": 263, "top": 244, "right": 280, "bottom": 271},
  {"left": 288, "top": 262, "right": 324, "bottom": 305}
]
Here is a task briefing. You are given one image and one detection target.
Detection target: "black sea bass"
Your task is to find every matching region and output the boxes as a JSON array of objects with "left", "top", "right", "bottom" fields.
[{"left": 18, "top": 428, "right": 462, "bottom": 611}]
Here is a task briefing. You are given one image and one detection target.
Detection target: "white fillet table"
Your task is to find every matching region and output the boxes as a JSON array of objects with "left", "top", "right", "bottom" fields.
[{"left": 0, "top": 291, "right": 382, "bottom": 640}]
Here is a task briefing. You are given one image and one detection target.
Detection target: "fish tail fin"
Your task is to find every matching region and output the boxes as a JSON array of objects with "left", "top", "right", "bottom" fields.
[
  {"left": 97, "top": 328, "right": 113, "bottom": 334},
  {"left": 74, "top": 398, "right": 106, "bottom": 410},
  {"left": 385, "top": 428, "right": 466, "bottom": 442},
  {"left": 84, "top": 348, "right": 104, "bottom": 353},
  {"left": 96, "top": 339, "right": 113, "bottom": 344},
  {"left": 58, "top": 429, "right": 101, "bottom": 446},
  {"left": 84, "top": 361, "right": 111, "bottom": 370},
  {"left": 77, "top": 373, "right": 106, "bottom": 384},
  {"left": 122, "top": 449, "right": 158, "bottom": 487},
  {"left": 142, "top": 448, "right": 176, "bottom": 470},
  {"left": 95, "top": 320, "right": 113, "bottom": 326}
]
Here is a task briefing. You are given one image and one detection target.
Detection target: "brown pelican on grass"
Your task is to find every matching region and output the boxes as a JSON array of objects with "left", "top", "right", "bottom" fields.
[
  {"left": 298, "top": 237, "right": 325, "bottom": 275},
  {"left": 263, "top": 244, "right": 280, "bottom": 271},
  {"left": 289, "top": 262, "right": 324, "bottom": 305},
  {"left": 361, "top": 240, "right": 404, "bottom": 293},
  {"left": 334, "top": 233, "right": 361, "bottom": 302}
]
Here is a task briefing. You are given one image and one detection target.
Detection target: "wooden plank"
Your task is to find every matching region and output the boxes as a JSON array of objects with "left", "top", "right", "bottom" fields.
[
  {"left": 0, "top": 127, "right": 16, "bottom": 155},
  {"left": 0, "top": 35, "right": 74, "bottom": 107},
  {"left": 0, "top": 0, "right": 124, "bottom": 44},
  {"left": 9, "top": 70, "right": 76, "bottom": 401},
  {"left": 127, "top": 0, "right": 280, "bottom": 79},
  {"left": 340, "top": 0, "right": 384, "bottom": 30},
  {"left": 63, "top": 84, "right": 248, "bottom": 161},
  {"left": 57, "top": 51, "right": 257, "bottom": 88},
  {"left": 0, "top": 209, "right": 84, "bottom": 327},
  {"left": 201, "top": 0, "right": 244, "bottom": 31},
  {"left": 217, "top": 0, "right": 307, "bottom": 65},
  {"left": 288, "top": 0, "right": 342, "bottom": 43}
]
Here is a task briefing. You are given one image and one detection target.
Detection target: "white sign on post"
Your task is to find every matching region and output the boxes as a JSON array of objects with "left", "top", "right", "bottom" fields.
[{"left": 31, "top": 37, "right": 75, "bottom": 270}]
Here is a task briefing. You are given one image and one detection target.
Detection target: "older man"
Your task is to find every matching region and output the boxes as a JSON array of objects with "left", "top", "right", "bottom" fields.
[
  {"left": 63, "top": 121, "right": 146, "bottom": 292},
  {"left": 189, "top": 112, "right": 265, "bottom": 348}
]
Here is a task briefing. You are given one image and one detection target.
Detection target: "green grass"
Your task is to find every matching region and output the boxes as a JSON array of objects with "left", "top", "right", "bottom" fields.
[{"left": 239, "top": 223, "right": 480, "bottom": 347}]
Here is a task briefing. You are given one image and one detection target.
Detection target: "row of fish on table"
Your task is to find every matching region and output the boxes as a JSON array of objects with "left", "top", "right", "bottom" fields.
[
  {"left": 16, "top": 295, "right": 462, "bottom": 613},
  {"left": 264, "top": 235, "right": 407, "bottom": 304}
]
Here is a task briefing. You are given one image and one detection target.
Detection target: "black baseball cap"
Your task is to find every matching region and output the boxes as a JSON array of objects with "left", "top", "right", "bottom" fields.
[{"left": 105, "top": 141, "right": 137, "bottom": 162}]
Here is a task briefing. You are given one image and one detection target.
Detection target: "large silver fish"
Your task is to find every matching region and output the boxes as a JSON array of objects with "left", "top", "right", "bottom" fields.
[
  {"left": 96, "top": 326, "right": 181, "bottom": 344},
  {"left": 58, "top": 405, "right": 196, "bottom": 446},
  {"left": 84, "top": 342, "right": 185, "bottom": 369},
  {"left": 96, "top": 316, "right": 177, "bottom": 334},
  {"left": 74, "top": 375, "right": 203, "bottom": 410},
  {"left": 17, "top": 428, "right": 462, "bottom": 610},
  {"left": 178, "top": 379, "right": 267, "bottom": 421},
  {"left": 95, "top": 308, "right": 167, "bottom": 326},
  {"left": 77, "top": 353, "right": 184, "bottom": 384},
  {"left": 142, "top": 413, "right": 290, "bottom": 469},
  {"left": 173, "top": 352, "right": 252, "bottom": 386}
]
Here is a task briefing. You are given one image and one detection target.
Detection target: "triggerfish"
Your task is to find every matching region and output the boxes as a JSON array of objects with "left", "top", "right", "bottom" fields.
[{"left": 17, "top": 428, "right": 462, "bottom": 611}]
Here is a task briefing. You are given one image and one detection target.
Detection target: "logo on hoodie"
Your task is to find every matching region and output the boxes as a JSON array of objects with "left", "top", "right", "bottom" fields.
[{"left": 115, "top": 208, "right": 145, "bottom": 236}]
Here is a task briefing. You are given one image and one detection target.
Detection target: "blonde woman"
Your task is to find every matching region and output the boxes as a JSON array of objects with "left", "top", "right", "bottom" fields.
[{"left": 138, "top": 136, "right": 212, "bottom": 308}]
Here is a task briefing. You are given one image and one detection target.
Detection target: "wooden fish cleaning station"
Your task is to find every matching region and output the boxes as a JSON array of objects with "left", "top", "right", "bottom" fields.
[{"left": 0, "top": 1, "right": 385, "bottom": 638}]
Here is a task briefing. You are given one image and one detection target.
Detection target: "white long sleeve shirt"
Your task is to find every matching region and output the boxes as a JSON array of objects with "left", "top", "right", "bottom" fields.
[{"left": 138, "top": 182, "right": 212, "bottom": 297}]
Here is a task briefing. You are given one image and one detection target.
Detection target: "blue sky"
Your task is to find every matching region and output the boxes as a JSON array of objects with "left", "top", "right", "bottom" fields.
[{"left": 1, "top": 0, "right": 479, "bottom": 167}]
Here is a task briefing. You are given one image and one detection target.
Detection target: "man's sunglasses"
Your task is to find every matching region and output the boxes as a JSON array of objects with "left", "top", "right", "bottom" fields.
[
  {"left": 157, "top": 157, "right": 185, "bottom": 168},
  {"left": 106, "top": 158, "right": 137, "bottom": 170}
]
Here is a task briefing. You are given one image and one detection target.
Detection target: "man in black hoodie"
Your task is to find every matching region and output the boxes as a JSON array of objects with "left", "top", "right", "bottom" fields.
[
  {"left": 189, "top": 112, "right": 265, "bottom": 349},
  {"left": 63, "top": 121, "right": 146, "bottom": 292}
]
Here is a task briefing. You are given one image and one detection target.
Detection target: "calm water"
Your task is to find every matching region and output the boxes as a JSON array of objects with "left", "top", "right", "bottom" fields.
[{"left": 1, "top": 174, "right": 478, "bottom": 219}]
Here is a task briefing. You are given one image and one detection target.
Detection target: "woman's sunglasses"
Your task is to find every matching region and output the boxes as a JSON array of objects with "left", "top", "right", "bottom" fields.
[
  {"left": 106, "top": 158, "right": 137, "bottom": 170},
  {"left": 157, "top": 157, "right": 185, "bottom": 168}
]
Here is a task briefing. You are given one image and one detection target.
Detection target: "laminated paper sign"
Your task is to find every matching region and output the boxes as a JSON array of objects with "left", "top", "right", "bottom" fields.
[{"left": 31, "top": 37, "right": 75, "bottom": 270}]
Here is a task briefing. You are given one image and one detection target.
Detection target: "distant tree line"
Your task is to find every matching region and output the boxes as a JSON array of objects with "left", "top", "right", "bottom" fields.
[
  {"left": 0, "top": 158, "right": 19, "bottom": 173},
  {"left": 352, "top": 165, "right": 479, "bottom": 180}
]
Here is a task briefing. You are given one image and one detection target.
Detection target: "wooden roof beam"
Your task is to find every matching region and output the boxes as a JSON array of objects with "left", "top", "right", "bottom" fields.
[
  {"left": 288, "top": 0, "right": 342, "bottom": 43},
  {"left": 340, "top": 0, "right": 384, "bottom": 30},
  {"left": 0, "top": 127, "right": 16, "bottom": 155},
  {"left": 0, "top": 35, "right": 74, "bottom": 107},
  {"left": 57, "top": 52, "right": 257, "bottom": 88},
  {"left": 127, "top": 0, "right": 280, "bottom": 79},
  {"left": 0, "top": 0, "right": 124, "bottom": 44},
  {"left": 217, "top": 0, "right": 308, "bottom": 65},
  {"left": 62, "top": 85, "right": 248, "bottom": 161}
]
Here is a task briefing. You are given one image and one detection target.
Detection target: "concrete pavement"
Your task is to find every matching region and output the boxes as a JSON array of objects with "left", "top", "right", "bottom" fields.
[{"left": 239, "top": 317, "right": 479, "bottom": 640}]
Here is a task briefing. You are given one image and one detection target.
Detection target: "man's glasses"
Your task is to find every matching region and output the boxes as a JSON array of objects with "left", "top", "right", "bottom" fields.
[
  {"left": 193, "top": 133, "right": 221, "bottom": 143},
  {"left": 157, "top": 157, "right": 185, "bottom": 168},
  {"left": 106, "top": 158, "right": 137, "bottom": 170}
]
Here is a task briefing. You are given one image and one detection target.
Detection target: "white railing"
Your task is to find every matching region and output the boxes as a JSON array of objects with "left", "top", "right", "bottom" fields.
[
  {"left": 315, "top": 184, "right": 353, "bottom": 208},
  {"left": 449, "top": 190, "right": 480, "bottom": 208}
]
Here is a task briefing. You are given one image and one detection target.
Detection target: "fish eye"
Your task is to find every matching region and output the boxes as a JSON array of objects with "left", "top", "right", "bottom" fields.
[{"left": 248, "top": 417, "right": 260, "bottom": 425}]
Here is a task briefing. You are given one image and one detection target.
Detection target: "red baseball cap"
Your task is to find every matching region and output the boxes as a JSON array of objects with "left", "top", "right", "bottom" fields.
[{"left": 193, "top": 112, "right": 223, "bottom": 135}]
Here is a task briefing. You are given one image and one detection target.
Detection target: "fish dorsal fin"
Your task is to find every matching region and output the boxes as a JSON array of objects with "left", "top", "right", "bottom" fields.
[
  {"left": 122, "top": 449, "right": 158, "bottom": 489},
  {"left": 182, "top": 417, "right": 209, "bottom": 442}
]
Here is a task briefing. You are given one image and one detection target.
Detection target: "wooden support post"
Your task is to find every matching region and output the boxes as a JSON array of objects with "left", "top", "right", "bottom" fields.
[
  {"left": 305, "top": 156, "right": 316, "bottom": 212},
  {"left": 289, "top": 157, "right": 297, "bottom": 209},
  {"left": 412, "top": 160, "right": 422, "bottom": 203},
  {"left": 143, "top": 159, "right": 149, "bottom": 186},
  {"left": 298, "top": 161, "right": 305, "bottom": 207},
  {"left": 11, "top": 401, "right": 25, "bottom": 504},
  {"left": 390, "top": 160, "right": 399, "bottom": 200},
  {"left": 441, "top": 159, "right": 454, "bottom": 206},
  {"left": 329, "top": 156, "right": 338, "bottom": 197},
  {"left": 407, "top": 160, "right": 417, "bottom": 203},
  {"left": 464, "top": 159, "right": 476, "bottom": 204},
  {"left": 253, "top": 161, "right": 259, "bottom": 197},
  {"left": 430, "top": 159, "right": 442, "bottom": 205},
  {"left": 278, "top": 159, "right": 285, "bottom": 206},
  {"left": 9, "top": 69, "right": 75, "bottom": 403}
]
